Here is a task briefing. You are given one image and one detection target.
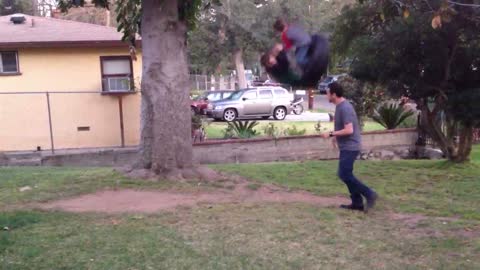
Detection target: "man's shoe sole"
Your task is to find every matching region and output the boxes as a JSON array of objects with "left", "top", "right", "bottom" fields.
[{"left": 340, "top": 204, "right": 364, "bottom": 212}]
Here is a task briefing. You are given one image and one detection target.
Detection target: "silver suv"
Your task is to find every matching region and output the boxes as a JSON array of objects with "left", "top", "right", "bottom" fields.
[{"left": 207, "top": 87, "right": 294, "bottom": 121}]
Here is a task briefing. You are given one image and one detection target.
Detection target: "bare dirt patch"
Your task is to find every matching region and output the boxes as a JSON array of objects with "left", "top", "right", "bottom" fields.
[{"left": 40, "top": 181, "right": 347, "bottom": 214}]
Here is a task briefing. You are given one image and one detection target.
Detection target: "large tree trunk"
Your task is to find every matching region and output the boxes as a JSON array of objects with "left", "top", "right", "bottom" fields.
[
  {"left": 234, "top": 49, "right": 247, "bottom": 89},
  {"left": 418, "top": 101, "right": 474, "bottom": 163},
  {"left": 455, "top": 125, "right": 473, "bottom": 163},
  {"left": 139, "top": 0, "right": 193, "bottom": 174}
]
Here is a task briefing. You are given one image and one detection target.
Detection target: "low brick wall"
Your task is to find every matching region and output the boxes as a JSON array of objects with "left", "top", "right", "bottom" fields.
[
  {"left": 2, "top": 129, "right": 417, "bottom": 167},
  {"left": 193, "top": 128, "right": 417, "bottom": 164}
]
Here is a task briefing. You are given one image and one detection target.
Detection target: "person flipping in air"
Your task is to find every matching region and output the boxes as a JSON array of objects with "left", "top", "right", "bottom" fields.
[
  {"left": 260, "top": 43, "right": 301, "bottom": 86},
  {"left": 273, "top": 18, "right": 311, "bottom": 73}
]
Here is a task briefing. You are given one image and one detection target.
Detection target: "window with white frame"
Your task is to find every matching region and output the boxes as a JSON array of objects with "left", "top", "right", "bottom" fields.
[
  {"left": 0, "top": 51, "right": 19, "bottom": 74},
  {"left": 100, "top": 56, "right": 133, "bottom": 92}
]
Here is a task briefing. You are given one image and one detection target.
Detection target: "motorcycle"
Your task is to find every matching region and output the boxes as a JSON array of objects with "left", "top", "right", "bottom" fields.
[{"left": 291, "top": 97, "right": 304, "bottom": 115}]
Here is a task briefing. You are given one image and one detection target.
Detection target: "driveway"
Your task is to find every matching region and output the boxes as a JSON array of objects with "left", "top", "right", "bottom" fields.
[{"left": 285, "top": 112, "right": 330, "bottom": 122}]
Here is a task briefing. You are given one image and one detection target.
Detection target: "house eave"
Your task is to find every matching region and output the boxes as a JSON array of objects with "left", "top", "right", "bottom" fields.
[{"left": 0, "top": 40, "right": 142, "bottom": 49}]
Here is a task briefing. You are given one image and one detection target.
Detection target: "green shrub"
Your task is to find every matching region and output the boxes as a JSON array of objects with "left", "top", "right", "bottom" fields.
[
  {"left": 284, "top": 125, "right": 307, "bottom": 136},
  {"left": 314, "top": 121, "right": 328, "bottom": 134},
  {"left": 398, "top": 114, "right": 418, "bottom": 128},
  {"left": 372, "top": 102, "right": 415, "bottom": 130},
  {"left": 263, "top": 123, "right": 281, "bottom": 137}
]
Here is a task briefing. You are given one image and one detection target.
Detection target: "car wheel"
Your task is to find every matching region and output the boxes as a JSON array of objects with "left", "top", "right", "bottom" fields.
[
  {"left": 191, "top": 107, "right": 197, "bottom": 115},
  {"left": 223, "top": 109, "right": 237, "bottom": 122},
  {"left": 273, "top": 107, "right": 287, "bottom": 120}
]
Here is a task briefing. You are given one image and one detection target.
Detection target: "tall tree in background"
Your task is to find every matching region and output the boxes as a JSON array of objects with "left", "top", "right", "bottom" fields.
[
  {"left": 188, "top": 0, "right": 268, "bottom": 86},
  {"left": 332, "top": 0, "right": 480, "bottom": 162},
  {"left": 188, "top": 0, "right": 355, "bottom": 79}
]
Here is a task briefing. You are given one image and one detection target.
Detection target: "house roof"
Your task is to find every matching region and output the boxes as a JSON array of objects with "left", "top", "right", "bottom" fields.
[{"left": 0, "top": 14, "right": 140, "bottom": 49}]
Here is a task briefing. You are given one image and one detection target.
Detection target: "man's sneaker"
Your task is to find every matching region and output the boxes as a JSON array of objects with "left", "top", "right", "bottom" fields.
[
  {"left": 365, "top": 192, "right": 379, "bottom": 213},
  {"left": 340, "top": 204, "right": 364, "bottom": 212}
]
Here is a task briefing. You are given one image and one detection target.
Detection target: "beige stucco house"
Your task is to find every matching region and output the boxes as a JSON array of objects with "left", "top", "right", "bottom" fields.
[{"left": 0, "top": 13, "right": 142, "bottom": 152}]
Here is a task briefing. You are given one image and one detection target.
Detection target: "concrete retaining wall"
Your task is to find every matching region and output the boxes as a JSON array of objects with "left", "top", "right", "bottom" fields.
[
  {"left": 2, "top": 129, "right": 417, "bottom": 167},
  {"left": 193, "top": 129, "right": 417, "bottom": 164}
]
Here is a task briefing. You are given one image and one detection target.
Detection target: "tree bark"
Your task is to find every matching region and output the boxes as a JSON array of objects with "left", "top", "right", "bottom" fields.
[
  {"left": 455, "top": 125, "right": 473, "bottom": 163},
  {"left": 234, "top": 49, "right": 247, "bottom": 89},
  {"left": 139, "top": 0, "right": 193, "bottom": 174},
  {"left": 105, "top": 9, "right": 111, "bottom": 27},
  {"left": 417, "top": 100, "right": 474, "bottom": 163}
]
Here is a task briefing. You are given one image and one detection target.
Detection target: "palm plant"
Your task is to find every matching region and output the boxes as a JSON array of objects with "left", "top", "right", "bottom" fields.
[
  {"left": 224, "top": 120, "right": 259, "bottom": 139},
  {"left": 372, "top": 102, "right": 415, "bottom": 130}
]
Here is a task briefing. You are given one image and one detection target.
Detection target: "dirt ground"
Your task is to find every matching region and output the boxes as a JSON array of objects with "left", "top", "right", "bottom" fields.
[{"left": 40, "top": 182, "right": 347, "bottom": 214}]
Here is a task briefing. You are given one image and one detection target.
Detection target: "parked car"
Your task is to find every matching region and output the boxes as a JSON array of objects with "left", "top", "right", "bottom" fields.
[
  {"left": 206, "top": 86, "right": 294, "bottom": 121},
  {"left": 191, "top": 90, "right": 234, "bottom": 115},
  {"left": 317, "top": 74, "right": 346, "bottom": 94}
]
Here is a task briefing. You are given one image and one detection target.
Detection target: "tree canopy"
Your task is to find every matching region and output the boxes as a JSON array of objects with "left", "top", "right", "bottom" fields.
[{"left": 332, "top": 0, "right": 480, "bottom": 162}]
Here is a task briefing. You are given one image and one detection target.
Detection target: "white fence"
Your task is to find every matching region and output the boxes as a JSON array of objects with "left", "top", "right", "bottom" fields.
[{"left": 190, "top": 74, "right": 237, "bottom": 91}]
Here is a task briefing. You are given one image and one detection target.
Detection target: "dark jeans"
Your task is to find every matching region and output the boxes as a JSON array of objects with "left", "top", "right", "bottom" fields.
[
  {"left": 295, "top": 45, "right": 310, "bottom": 68},
  {"left": 338, "top": 150, "right": 374, "bottom": 207}
]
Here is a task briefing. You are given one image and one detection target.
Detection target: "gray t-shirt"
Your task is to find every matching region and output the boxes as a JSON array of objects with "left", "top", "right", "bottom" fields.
[
  {"left": 334, "top": 100, "right": 362, "bottom": 151},
  {"left": 286, "top": 25, "right": 311, "bottom": 47}
]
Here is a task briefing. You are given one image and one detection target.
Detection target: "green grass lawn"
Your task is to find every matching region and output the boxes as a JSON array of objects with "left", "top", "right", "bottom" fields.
[
  {"left": 472, "top": 144, "right": 480, "bottom": 162},
  {"left": 1, "top": 145, "right": 479, "bottom": 269},
  {"left": 205, "top": 120, "right": 385, "bottom": 139}
]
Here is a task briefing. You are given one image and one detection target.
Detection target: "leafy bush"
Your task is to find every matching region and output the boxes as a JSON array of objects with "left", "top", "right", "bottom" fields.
[
  {"left": 263, "top": 123, "right": 281, "bottom": 137},
  {"left": 373, "top": 102, "right": 415, "bottom": 130},
  {"left": 191, "top": 114, "right": 203, "bottom": 130},
  {"left": 283, "top": 125, "right": 307, "bottom": 136},
  {"left": 314, "top": 121, "right": 328, "bottom": 134},
  {"left": 337, "top": 75, "right": 387, "bottom": 130},
  {"left": 224, "top": 121, "right": 259, "bottom": 139},
  {"left": 398, "top": 114, "right": 418, "bottom": 129}
]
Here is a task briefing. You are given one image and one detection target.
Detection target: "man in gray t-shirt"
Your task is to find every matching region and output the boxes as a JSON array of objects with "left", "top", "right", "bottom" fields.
[{"left": 321, "top": 82, "right": 378, "bottom": 212}]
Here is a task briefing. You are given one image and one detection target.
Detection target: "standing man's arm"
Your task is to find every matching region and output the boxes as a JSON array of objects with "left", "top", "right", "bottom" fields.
[
  {"left": 321, "top": 108, "right": 354, "bottom": 138},
  {"left": 332, "top": 123, "right": 354, "bottom": 137},
  {"left": 320, "top": 123, "right": 353, "bottom": 138}
]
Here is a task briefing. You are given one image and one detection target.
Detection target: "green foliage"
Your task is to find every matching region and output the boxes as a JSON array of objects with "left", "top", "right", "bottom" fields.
[
  {"left": 191, "top": 114, "right": 203, "bottom": 130},
  {"left": 332, "top": 0, "right": 480, "bottom": 119},
  {"left": 224, "top": 120, "right": 259, "bottom": 139},
  {"left": 58, "top": 0, "right": 219, "bottom": 47},
  {"left": 188, "top": 0, "right": 355, "bottom": 74},
  {"left": 314, "top": 121, "right": 328, "bottom": 133},
  {"left": 399, "top": 114, "right": 418, "bottom": 129},
  {"left": 337, "top": 75, "right": 386, "bottom": 129},
  {"left": 115, "top": 0, "right": 141, "bottom": 43},
  {"left": 332, "top": 0, "right": 480, "bottom": 161},
  {"left": 372, "top": 102, "right": 416, "bottom": 130},
  {"left": 262, "top": 123, "right": 280, "bottom": 137},
  {"left": 0, "top": 0, "right": 33, "bottom": 15},
  {"left": 283, "top": 125, "right": 306, "bottom": 136}
]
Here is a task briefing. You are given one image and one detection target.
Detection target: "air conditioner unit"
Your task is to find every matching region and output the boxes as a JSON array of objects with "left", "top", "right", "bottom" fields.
[{"left": 106, "top": 77, "right": 131, "bottom": 92}]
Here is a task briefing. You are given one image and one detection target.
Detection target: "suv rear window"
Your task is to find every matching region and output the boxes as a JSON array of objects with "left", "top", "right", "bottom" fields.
[{"left": 274, "top": 89, "right": 288, "bottom": 96}]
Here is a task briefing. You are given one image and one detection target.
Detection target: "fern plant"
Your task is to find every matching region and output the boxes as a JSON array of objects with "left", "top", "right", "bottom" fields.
[
  {"left": 372, "top": 102, "right": 415, "bottom": 130},
  {"left": 224, "top": 120, "right": 259, "bottom": 139}
]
